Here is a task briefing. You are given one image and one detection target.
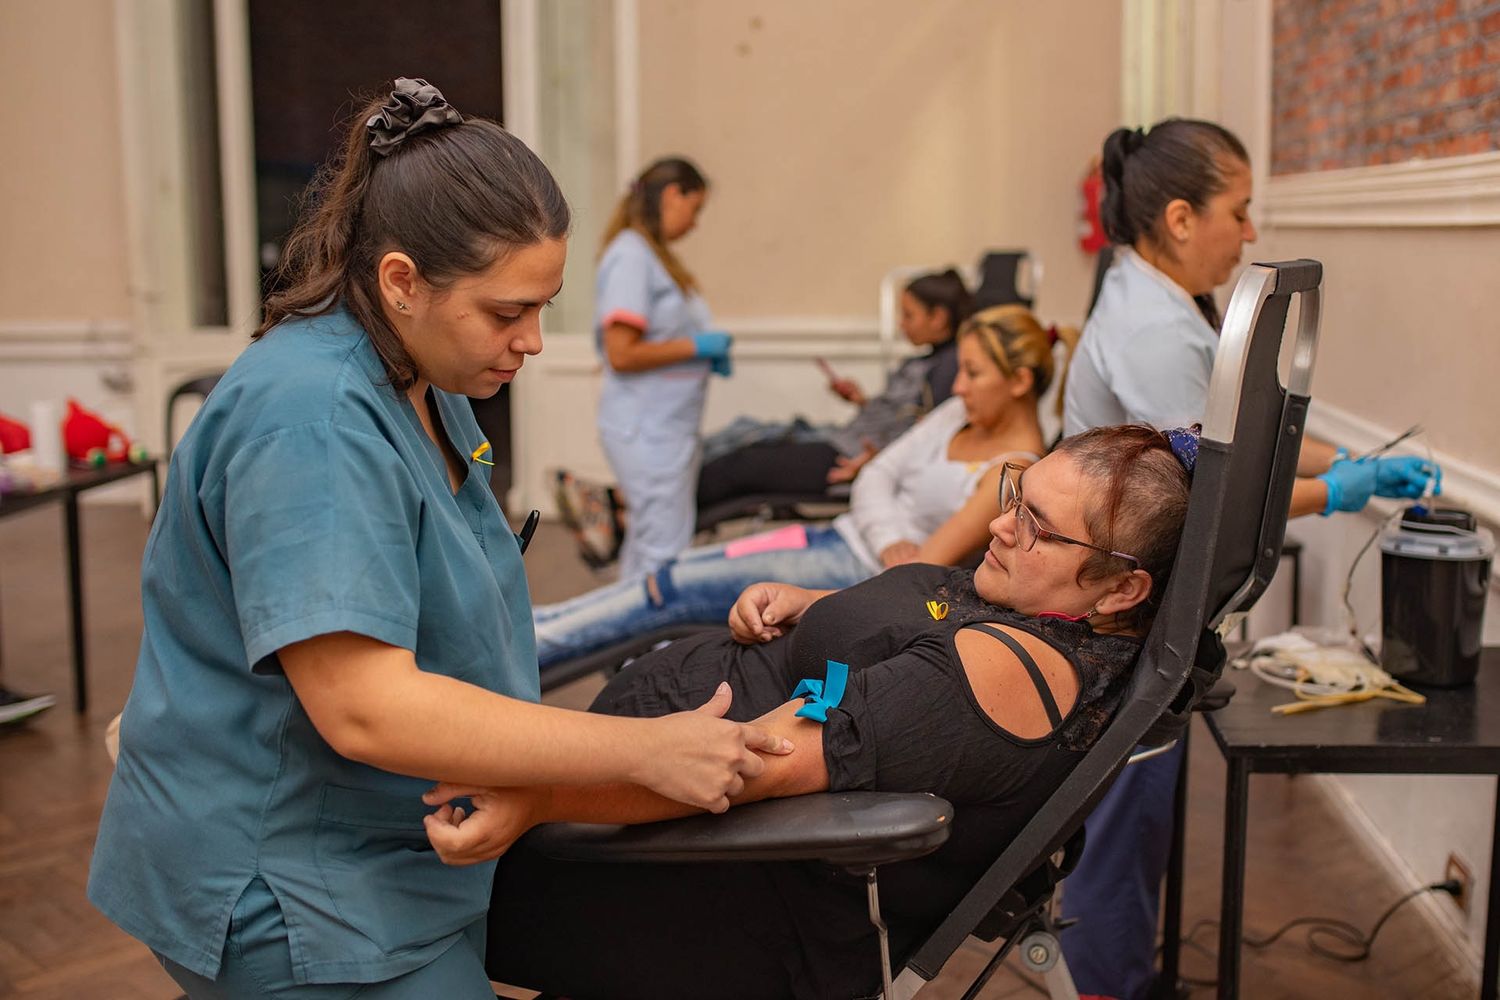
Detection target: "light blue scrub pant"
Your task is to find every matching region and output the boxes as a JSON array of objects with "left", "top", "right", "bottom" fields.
[
  {"left": 534, "top": 524, "right": 872, "bottom": 668},
  {"left": 603, "top": 424, "right": 701, "bottom": 580},
  {"left": 156, "top": 878, "right": 494, "bottom": 999}
]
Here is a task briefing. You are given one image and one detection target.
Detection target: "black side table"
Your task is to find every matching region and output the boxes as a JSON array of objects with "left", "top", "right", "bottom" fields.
[
  {"left": 1197, "top": 647, "right": 1500, "bottom": 999},
  {"left": 0, "top": 461, "right": 160, "bottom": 713}
]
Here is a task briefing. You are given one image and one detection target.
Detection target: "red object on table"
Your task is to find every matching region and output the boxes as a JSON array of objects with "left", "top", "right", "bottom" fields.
[
  {"left": 62, "top": 398, "right": 135, "bottom": 464},
  {"left": 0, "top": 412, "right": 29, "bottom": 454}
]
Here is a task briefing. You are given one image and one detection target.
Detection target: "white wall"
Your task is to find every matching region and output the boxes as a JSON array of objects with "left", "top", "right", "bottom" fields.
[
  {"left": 1216, "top": 0, "right": 1500, "bottom": 971},
  {"left": 512, "top": 0, "right": 1123, "bottom": 512},
  {"left": 0, "top": 0, "right": 137, "bottom": 438}
]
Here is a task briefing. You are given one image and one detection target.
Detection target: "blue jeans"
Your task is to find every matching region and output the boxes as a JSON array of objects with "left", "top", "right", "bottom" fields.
[
  {"left": 155, "top": 878, "right": 494, "bottom": 999},
  {"left": 1058, "top": 739, "right": 1185, "bottom": 1000},
  {"left": 534, "top": 524, "right": 872, "bottom": 668}
]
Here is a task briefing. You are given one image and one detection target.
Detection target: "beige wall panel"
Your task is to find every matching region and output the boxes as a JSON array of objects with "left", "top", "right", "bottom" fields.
[
  {"left": 635, "top": 0, "right": 1121, "bottom": 324},
  {"left": 0, "top": 0, "right": 131, "bottom": 323},
  {"left": 1255, "top": 226, "right": 1500, "bottom": 474}
]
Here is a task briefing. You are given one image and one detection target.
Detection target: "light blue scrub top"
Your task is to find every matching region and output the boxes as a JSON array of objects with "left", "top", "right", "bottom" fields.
[
  {"left": 1063, "top": 248, "right": 1219, "bottom": 435},
  {"left": 594, "top": 228, "right": 713, "bottom": 439},
  {"left": 88, "top": 309, "right": 539, "bottom": 985}
]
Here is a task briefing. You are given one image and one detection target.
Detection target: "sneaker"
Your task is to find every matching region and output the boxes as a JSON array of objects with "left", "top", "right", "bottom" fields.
[
  {"left": 0, "top": 686, "right": 56, "bottom": 727},
  {"left": 553, "top": 470, "right": 623, "bottom": 569}
]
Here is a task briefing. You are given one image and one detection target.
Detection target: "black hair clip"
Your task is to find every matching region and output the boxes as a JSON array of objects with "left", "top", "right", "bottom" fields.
[{"left": 366, "top": 77, "right": 464, "bottom": 157}]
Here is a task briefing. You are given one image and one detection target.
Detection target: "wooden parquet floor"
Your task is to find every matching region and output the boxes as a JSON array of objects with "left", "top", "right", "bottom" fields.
[{"left": 0, "top": 505, "right": 1479, "bottom": 998}]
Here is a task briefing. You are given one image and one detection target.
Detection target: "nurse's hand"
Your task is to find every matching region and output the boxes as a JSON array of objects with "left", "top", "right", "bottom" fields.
[
  {"left": 729, "top": 582, "right": 821, "bottom": 643},
  {"left": 1375, "top": 455, "right": 1441, "bottom": 499},
  {"left": 422, "top": 783, "right": 548, "bottom": 865},
  {"left": 636, "top": 683, "right": 795, "bottom": 813}
]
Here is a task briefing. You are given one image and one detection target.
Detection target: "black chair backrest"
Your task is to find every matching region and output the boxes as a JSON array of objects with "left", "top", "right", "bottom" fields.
[
  {"left": 898, "top": 259, "right": 1323, "bottom": 990},
  {"left": 971, "top": 251, "right": 1034, "bottom": 311},
  {"left": 164, "top": 372, "right": 225, "bottom": 456}
]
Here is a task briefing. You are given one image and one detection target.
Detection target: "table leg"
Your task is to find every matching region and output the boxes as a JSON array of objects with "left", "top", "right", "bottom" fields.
[
  {"left": 1483, "top": 778, "right": 1500, "bottom": 1000},
  {"left": 63, "top": 493, "right": 86, "bottom": 714},
  {"left": 1160, "top": 727, "right": 1191, "bottom": 992},
  {"left": 1218, "top": 758, "right": 1250, "bottom": 999}
]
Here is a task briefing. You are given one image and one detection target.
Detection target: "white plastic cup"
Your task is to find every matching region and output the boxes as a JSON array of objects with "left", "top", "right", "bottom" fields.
[{"left": 29, "top": 401, "right": 63, "bottom": 472}]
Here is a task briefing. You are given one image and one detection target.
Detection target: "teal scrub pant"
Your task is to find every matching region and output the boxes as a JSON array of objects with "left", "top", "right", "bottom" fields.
[{"left": 156, "top": 878, "right": 494, "bottom": 999}]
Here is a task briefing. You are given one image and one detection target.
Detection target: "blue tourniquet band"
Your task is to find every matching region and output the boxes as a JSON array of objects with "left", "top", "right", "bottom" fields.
[{"left": 792, "top": 660, "right": 849, "bottom": 723}]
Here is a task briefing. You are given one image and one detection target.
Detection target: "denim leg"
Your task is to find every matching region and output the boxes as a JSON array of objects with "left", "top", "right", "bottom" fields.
[
  {"left": 533, "top": 526, "right": 871, "bottom": 667},
  {"left": 1059, "top": 739, "right": 1185, "bottom": 1000}
]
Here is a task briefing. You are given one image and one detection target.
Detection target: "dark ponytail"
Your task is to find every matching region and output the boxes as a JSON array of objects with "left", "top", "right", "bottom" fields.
[
  {"left": 1099, "top": 118, "right": 1248, "bottom": 249},
  {"left": 257, "top": 79, "right": 571, "bottom": 393},
  {"left": 904, "top": 268, "right": 973, "bottom": 340}
]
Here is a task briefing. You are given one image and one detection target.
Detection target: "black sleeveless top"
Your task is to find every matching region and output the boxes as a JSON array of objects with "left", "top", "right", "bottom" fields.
[{"left": 588, "top": 563, "right": 1143, "bottom": 994}]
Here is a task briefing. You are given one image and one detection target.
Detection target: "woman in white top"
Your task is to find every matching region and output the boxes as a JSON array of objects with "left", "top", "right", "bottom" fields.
[
  {"left": 533, "top": 305, "right": 1075, "bottom": 668},
  {"left": 595, "top": 157, "right": 732, "bottom": 580}
]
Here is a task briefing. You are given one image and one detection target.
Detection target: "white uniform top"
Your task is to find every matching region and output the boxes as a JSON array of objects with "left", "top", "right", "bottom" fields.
[
  {"left": 594, "top": 229, "right": 712, "bottom": 439},
  {"left": 833, "top": 397, "right": 1039, "bottom": 571},
  {"left": 1063, "top": 247, "right": 1218, "bottom": 435}
]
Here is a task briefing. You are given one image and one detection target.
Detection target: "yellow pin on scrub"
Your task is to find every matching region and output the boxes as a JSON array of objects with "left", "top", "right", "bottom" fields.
[
  {"left": 926, "top": 600, "right": 949, "bottom": 621},
  {"left": 471, "top": 442, "right": 495, "bottom": 466}
]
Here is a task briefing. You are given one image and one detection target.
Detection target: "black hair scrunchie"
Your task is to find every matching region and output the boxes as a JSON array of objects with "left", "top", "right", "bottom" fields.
[
  {"left": 366, "top": 77, "right": 464, "bottom": 157},
  {"left": 1123, "top": 126, "right": 1148, "bottom": 155}
]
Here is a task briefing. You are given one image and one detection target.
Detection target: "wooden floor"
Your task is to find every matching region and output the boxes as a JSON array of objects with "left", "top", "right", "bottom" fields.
[{"left": 0, "top": 501, "right": 1478, "bottom": 998}]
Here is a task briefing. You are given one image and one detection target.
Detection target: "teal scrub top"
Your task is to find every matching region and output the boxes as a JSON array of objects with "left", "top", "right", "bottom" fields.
[{"left": 87, "top": 308, "right": 539, "bottom": 985}]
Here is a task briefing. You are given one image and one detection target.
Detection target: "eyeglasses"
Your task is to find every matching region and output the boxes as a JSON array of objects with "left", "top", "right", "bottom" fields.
[{"left": 999, "top": 462, "right": 1141, "bottom": 570}]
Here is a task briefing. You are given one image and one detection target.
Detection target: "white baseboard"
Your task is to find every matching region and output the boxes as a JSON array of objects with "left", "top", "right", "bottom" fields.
[{"left": 1311, "top": 774, "right": 1483, "bottom": 988}]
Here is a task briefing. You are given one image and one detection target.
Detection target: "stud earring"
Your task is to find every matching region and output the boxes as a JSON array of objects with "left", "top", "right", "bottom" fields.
[{"left": 396, "top": 301, "right": 408, "bottom": 312}]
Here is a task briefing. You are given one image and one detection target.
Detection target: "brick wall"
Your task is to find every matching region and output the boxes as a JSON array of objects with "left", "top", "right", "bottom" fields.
[{"left": 1271, "top": 0, "right": 1500, "bottom": 175}]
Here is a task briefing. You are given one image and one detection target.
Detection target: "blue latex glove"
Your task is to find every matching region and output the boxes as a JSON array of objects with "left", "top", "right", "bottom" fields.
[
  {"left": 691, "top": 330, "right": 733, "bottom": 360},
  {"left": 1375, "top": 455, "right": 1441, "bottom": 499},
  {"left": 710, "top": 354, "right": 733, "bottom": 378},
  {"left": 1318, "top": 457, "right": 1376, "bottom": 515}
]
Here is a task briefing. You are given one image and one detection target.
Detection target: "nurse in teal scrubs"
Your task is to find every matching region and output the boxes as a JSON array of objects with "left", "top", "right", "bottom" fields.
[{"left": 87, "top": 79, "right": 786, "bottom": 999}]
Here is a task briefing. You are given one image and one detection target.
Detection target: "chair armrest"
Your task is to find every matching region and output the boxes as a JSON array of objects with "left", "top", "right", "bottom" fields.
[{"left": 524, "top": 791, "right": 952, "bottom": 867}]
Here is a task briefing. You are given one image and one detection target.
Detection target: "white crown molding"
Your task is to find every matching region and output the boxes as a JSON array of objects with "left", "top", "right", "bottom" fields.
[{"left": 1265, "top": 151, "right": 1500, "bottom": 228}]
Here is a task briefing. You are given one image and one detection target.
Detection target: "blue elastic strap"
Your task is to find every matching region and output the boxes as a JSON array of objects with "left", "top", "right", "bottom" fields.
[{"left": 792, "top": 660, "right": 849, "bottom": 723}]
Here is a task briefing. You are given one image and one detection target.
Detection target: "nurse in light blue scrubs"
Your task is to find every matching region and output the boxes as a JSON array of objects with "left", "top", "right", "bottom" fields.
[
  {"left": 1060, "top": 118, "right": 1441, "bottom": 1000},
  {"left": 594, "top": 157, "right": 730, "bottom": 579},
  {"left": 87, "top": 79, "right": 785, "bottom": 999}
]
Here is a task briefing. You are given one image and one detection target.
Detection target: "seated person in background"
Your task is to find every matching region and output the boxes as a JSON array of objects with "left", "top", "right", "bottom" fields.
[
  {"left": 423, "top": 424, "right": 1198, "bottom": 1000},
  {"left": 557, "top": 268, "right": 975, "bottom": 565},
  {"left": 533, "top": 305, "right": 1073, "bottom": 668}
]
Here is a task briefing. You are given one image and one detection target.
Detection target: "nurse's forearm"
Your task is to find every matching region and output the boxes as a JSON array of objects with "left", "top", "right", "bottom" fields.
[
  {"left": 1288, "top": 475, "right": 1329, "bottom": 519},
  {"left": 278, "top": 632, "right": 777, "bottom": 798},
  {"left": 1297, "top": 435, "right": 1339, "bottom": 477},
  {"left": 601, "top": 323, "right": 697, "bottom": 373}
]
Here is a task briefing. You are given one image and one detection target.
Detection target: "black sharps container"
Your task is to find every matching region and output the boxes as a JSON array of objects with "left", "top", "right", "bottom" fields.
[{"left": 1379, "top": 507, "right": 1494, "bottom": 687}]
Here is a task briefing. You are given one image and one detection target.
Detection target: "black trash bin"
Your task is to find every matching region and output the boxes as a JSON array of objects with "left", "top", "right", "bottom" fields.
[{"left": 1380, "top": 507, "right": 1494, "bottom": 687}]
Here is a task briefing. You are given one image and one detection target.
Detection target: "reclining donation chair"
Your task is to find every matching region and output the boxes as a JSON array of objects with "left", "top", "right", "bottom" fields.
[{"left": 520, "top": 259, "right": 1323, "bottom": 999}]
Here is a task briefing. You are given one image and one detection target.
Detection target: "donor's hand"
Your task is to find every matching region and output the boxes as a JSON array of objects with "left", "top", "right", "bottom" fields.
[
  {"left": 729, "top": 581, "right": 820, "bottom": 643},
  {"left": 423, "top": 783, "right": 547, "bottom": 866},
  {"left": 632, "top": 683, "right": 794, "bottom": 813}
]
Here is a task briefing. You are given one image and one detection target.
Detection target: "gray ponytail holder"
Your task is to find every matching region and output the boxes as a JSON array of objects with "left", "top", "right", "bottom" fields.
[{"left": 366, "top": 78, "right": 464, "bottom": 157}]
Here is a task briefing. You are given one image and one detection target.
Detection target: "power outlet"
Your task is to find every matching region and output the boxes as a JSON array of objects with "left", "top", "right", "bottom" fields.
[{"left": 1446, "top": 853, "right": 1474, "bottom": 914}]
